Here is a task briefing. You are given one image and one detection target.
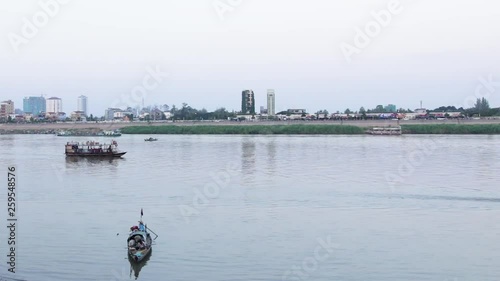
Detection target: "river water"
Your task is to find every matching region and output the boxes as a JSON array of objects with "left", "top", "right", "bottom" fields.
[{"left": 0, "top": 134, "right": 499, "bottom": 281}]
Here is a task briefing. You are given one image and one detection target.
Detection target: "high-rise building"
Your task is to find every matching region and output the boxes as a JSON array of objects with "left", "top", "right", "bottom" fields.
[
  {"left": 241, "top": 90, "right": 255, "bottom": 114},
  {"left": 0, "top": 100, "right": 14, "bottom": 118},
  {"left": 105, "top": 108, "right": 122, "bottom": 121},
  {"left": 23, "top": 96, "right": 46, "bottom": 115},
  {"left": 77, "top": 95, "right": 88, "bottom": 116},
  {"left": 267, "top": 89, "right": 275, "bottom": 116},
  {"left": 46, "top": 97, "right": 63, "bottom": 113}
]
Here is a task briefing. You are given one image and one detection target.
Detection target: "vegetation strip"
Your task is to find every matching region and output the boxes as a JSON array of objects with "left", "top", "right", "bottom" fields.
[
  {"left": 121, "top": 125, "right": 367, "bottom": 135},
  {"left": 119, "top": 124, "right": 500, "bottom": 135}
]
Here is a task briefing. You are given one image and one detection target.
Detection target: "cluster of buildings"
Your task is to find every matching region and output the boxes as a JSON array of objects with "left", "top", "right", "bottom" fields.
[
  {"left": 1, "top": 91, "right": 471, "bottom": 123},
  {"left": 103, "top": 107, "right": 172, "bottom": 121},
  {"left": 0, "top": 95, "right": 88, "bottom": 122},
  {"left": 240, "top": 89, "right": 276, "bottom": 116}
]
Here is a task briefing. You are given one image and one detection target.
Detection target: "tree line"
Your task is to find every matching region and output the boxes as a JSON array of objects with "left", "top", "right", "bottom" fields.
[{"left": 333, "top": 98, "right": 499, "bottom": 117}]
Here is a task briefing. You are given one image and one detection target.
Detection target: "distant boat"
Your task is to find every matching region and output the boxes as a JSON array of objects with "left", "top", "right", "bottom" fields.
[
  {"left": 56, "top": 131, "right": 72, "bottom": 136},
  {"left": 57, "top": 130, "right": 121, "bottom": 137},
  {"left": 366, "top": 126, "right": 402, "bottom": 135},
  {"left": 99, "top": 130, "right": 122, "bottom": 137},
  {"left": 144, "top": 137, "right": 157, "bottom": 142},
  {"left": 65, "top": 140, "right": 126, "bottom": 157}
]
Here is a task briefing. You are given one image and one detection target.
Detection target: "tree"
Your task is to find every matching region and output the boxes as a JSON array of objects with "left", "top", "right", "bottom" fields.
[
  {"left": 89, "top": 114, "right": 94, "bottom": 121},
  {"left": 374, "top": 105, "right": 385, "bottom": 113},
  {"left": 359, "top": 107, "right": 367, "bottom": 119},
  {"left": 474, "top": 97, "right": 490, "bottom": 116},
  {"left": 7, "top": 116, "right": 12, "bottom": 123},
  {"left": 170, "top": 105, "right": 177, "bottom": 120},
  {"left": 344, "top": 108, "right": 351, "bottom": 114},
  {"left": 322, "top": 109, "right": 329, "bottom": 119}
]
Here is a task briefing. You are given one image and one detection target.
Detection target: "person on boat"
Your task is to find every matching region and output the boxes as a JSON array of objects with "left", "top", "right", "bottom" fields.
[
  {"left": 128, "top": 239, "right": 136, "bottom": 248},
  {"left": 138, "top": 240, "right": 146, "bottom": 250},
  {"left": 138, "top": 221, "right": 145, "bottom": 232}
]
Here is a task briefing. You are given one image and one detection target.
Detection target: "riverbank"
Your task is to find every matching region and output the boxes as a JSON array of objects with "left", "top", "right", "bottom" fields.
[
  {"left": 120, "top": 123, "right": 500, "bottom": 135},
  {"left": 1, "top": 119, "right": 500, "bottom": 135},
  {"left": 121, "top": 124, "right": 367, "bottom": 134}
]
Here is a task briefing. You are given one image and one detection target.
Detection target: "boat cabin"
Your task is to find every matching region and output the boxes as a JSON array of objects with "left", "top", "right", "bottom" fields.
[{"left": 65, "top": 140, "right": 119, "bottom": 155}]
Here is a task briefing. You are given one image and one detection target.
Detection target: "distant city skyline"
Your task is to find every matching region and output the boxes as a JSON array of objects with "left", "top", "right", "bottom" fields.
[
  {"left": 4, "top": 92, "right": 498, "bottom": 118},
  {"left": 1, "top": 1, "right": 499, "bottom": 115}
]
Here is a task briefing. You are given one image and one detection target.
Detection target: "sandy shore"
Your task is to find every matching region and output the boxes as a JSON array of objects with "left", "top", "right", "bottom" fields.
[{"left": 1, "top": 118, "right": 500, "bottom": 132}]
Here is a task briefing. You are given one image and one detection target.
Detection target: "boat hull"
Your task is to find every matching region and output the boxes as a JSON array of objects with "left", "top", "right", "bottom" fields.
[
  {"left": 65, "top": 152, "right": 126, "bottom": 157},
  {"left": 128, "top": 246, "right": 152, "bottom": 262},
  {"left": 127, "top": 230, "right": 153, "bottom": 263}
]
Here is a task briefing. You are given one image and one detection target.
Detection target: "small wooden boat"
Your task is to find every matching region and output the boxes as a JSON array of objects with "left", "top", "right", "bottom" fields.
[
  {"left": 144, "top": 137, "right": 158, "bottom": 142},
  {"left": 128, "top": 221, "right": 152, "bottom": 262},
  {"left": 127, "top": 209, "right": 158, "bottom": 263}
]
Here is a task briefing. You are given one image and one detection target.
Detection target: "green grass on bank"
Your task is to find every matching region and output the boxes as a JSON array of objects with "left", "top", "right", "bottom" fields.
[
  {"left": 401, "top": 124, "right": 500, "bottom": 134},
  {"left": 120, "top": 124, "right": 367, "bottom": 135},
  {"left": 120, "top": 123, "right": 500, "bottom": 135}
]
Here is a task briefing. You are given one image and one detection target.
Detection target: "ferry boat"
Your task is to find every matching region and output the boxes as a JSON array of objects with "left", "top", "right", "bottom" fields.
[
  {"left": 367, "top": 126, "right": 402, "bottom": 135},
  {"left": 65, "top": 140, "right": 126, "bottom": 157}
]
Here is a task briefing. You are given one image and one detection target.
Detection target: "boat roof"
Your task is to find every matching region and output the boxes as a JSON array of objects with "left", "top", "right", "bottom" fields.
[
  {"left": 66, "top": 140, "right": 118, "bottom": 145},
  {"left": 128, "top": 230, "right": 148, "bottom": 238}
]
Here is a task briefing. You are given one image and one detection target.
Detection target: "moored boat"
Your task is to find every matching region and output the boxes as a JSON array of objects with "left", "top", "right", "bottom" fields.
[
  {"left": 57, "top": 131, "right": 72, "bottom": 136},
  {"left": 98, "top": 130, "right": 122, "bottom": 137},
  {"left": 65, "top": 140, "right": 126, "bottom": 157},
  {"left": 144, "top": 137, "right": 157, "bottom": 142},
  {"left": 366, "top": 126, "right": 402, "bottom": 135}
]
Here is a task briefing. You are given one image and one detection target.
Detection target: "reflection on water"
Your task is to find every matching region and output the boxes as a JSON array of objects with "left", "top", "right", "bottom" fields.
[
  {"left": 65, "top": 156, "right": 125, "bottom": 169},
  {"left": 65, "top": 156, "right": 125, "bottom": 164},
  {"left": 266, "top": 139, "right": 276, "bottom": 176},
  {"left": 241, "top": 137, "right": 256, "bottom": 175},
  {"left": 128, "top": 249, "right": 152, "bottom": 280}
]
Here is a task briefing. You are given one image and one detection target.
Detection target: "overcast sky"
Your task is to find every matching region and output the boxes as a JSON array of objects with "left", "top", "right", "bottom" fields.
[{"left": 1, "top": 0, "right": 499, "bottom": 115}]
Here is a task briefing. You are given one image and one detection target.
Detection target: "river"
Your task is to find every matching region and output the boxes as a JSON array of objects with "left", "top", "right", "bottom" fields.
[{"left": 0, "top": 134, "right": 499, "bottom": 281}]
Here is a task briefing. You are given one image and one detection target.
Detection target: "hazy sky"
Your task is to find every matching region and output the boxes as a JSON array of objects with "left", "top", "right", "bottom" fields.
[{"left": 1, "top": 0, "right": 499, "bottom": 115}]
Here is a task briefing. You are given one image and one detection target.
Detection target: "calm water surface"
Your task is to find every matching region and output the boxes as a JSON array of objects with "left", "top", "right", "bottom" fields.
[{"left": 0, "top": 134, "right": 499, "bottom": 281}]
